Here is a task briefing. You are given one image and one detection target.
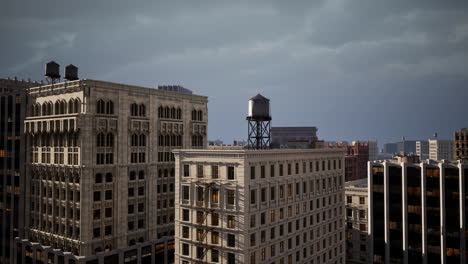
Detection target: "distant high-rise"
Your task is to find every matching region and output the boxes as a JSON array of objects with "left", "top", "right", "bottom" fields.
[
  {"left": 367, "top": 141, "right": 379, "bottom": 161},
  {"left": 0, "top": 78, "right": 37, "bottom": 263},
  {"left": 327, "top": 141, "right": 369, "bottom": 181},
  {"left": 271, "top": 126, "right": 318, "bottom": 148},
  {"left": 383, "top": 143, "right": 397, "bottom": 155},
  {"left": 429, "top": 139, "right": 454, "bottom": 160},
  {"left": 415, "top": 140, "right": 429, "bottom": 160},
  {"left": 368, "top": 156, "right": 467, "bottom": 263},
  {"left": 454, "top": 128, "right": 468, "bottom": 161}
]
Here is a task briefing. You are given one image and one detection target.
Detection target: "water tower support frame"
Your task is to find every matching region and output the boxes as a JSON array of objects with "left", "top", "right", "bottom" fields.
[{"left": 247, "top": 119, "right": 271, "bottom": 149}]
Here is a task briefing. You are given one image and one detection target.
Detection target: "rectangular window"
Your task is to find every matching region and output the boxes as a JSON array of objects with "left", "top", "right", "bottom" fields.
[
  {"left": 184, "top": 164, "right": 190, "bottom": 177},
  {"left": 250, "top": 189, "right": 256, "bottom": 205},
  {"left": 227, "top": 190, "right": 235, "bottom": 205},
  {"left": 197, "top": 187, "right": 204, "bottom": 202},
  {"left": 182, "top": 226, "right": 190, "bottom": 238},
  {"left": 182, "top": 243, "right": 189, "bottom": 256},
  {"left": 250, "top": 214, "right": 256, "bottom": 228},
  {"left": 270, "top": 186, "right": 275, "bottom": 200},
  {"left": 212, "top": 213, "right": 219, "bottom": 226},
  {"left": 182, "top": 209, "right": 190, "bottom": 221},
  {"left": 288, "top": 164, "right": 292, "bottom": 175},
  {"left": 211, "top": 188, "right": 219, "bottom": 204},
  {"left": 211, "top": 165, "right": 219, "bottom": 179},
  {"left": 261, "top": 188, "right": 266, "bottom": 202},
  {"left": 280, "top": 164, "right": 284, "bottom": 176},
  {"left": 227, "top": 166, "right": 235, "bottom": 180},
  {"left": 227, "top": 215, "right": 235, "bottom": 228},
  {"left": 212, "top": 250, "right": 219, "bottom": 263},
  {"left": 250, "top": 166, "right": 256, "bottom": 180},
  {"left": 227, "top": 234, "right": 236, "bottom": 247},
  {"left": 182, "top": 186, "right": 190, "bottom": 200},
  {"left": 212, "top": 231, "right": 219, "bottom": 244},
  {"left": 261, "top": 165, "right": 265, "bottom": 178},
  {"left": 197, "top": 165, "right": 204, "bottom": 178},
  {"left": 270, "top": 164, "right": 275, "bottom": 177}
]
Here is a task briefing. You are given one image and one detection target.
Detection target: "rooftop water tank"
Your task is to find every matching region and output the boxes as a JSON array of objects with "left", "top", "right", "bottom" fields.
[
  {"left": 64, "top": 64, "right": 79, "bottom": 81},
  {"left": 45, "top": 61, "right": 60, "bottom": 79},
  {"left": 247, "top": 93, "right": 271, "bottom": 121}
]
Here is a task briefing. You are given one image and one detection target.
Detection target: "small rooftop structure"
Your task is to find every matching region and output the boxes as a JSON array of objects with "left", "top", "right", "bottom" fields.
[{"left": 157, "top": 85, "right": 192, "bottom": 94}]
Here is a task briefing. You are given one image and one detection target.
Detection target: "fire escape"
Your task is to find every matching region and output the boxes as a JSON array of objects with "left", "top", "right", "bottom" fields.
[{"left": 193, "top": 180, "right": 218, "bottom": 264}]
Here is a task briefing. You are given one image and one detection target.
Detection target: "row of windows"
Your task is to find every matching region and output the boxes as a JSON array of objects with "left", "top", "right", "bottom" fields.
[
  {"left": 158, "top": 134, "right": 183, "bottom": 147},
  {"left": 31, "top": 133, "right": 78, "bottom": 147},
  {"left": 93, "top": 207, "right": 113, "bottom": 220},
  {"left": 184, "top": 164, "right": 235, "bottom": 179},
  {"left": 250, "top": 179, "right": 342, "bottom": 205},
  {"left": 30, "top": 185, "right": 80, "bottom": 202},
  {"left": 96, "top": 100, "right": 114, "bottom": 115},
  {"left": 181, "top": 245, "right": 235, "bottom": 263},
  {"left": 250, "top": 243, "right": 343, "bottom": 264},
  {"left": 30, "top": 98, "right": 81, "bottom": 116},
  {"left": 30, "top": 203, "right": 80, "bottom": 219},
  {"left": 346, "top": 196, "right": 366, "bottom": 205},
  {"left": 158, "top": 152, "right": 175, "bottom": 162},
  {"left": 249, "top": 201, "right": 343, "bottom": 227},
  {"left": 250, "top": 160, "right": 342, "bottom": 180},
  {"left": 93, "top": 225, "right": 113, "bottom": 238},
  {"left": 182, "top": 187, "right": 236, "bottom": 206},
  {"left": 159, "top": 106, "right": 182, "bottom": 119},
  {"left": 191, "top": 109, "right": 203, "bottom": 121},
  {"left": 130, "top": 103, "right": 146, "bottom": 117},
  {"left": 181, "top": 209, "right": 236, "bottom": 228}
]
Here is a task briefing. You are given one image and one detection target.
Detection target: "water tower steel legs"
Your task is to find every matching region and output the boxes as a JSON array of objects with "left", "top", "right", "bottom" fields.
[{"left": 247, "top": 120, "right": 271, "bottom": 149}]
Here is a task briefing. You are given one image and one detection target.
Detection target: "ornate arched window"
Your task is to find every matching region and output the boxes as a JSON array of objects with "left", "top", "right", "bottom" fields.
[
  {"left": 164, "top": 107, "right": 169, "bottom": 118},
  {"left": 68, "top": 99, "right": 75, "bottom": 113},
  {"left": 47, "top": 102, "right": 53, "bottom": 115},
  {"left": 158, "top": 106, "right": 163, "bottom": 118},
  {"left": 170, "top": 107, "right": 175, "bottom": 119},
  {"left": 60, "top": 100, "right": 66, "bottom": 114},
  {"left": 130, "top": 103, "right": 138, "bottom": 116},
  {"left": 97, "top": 133, "right": 105, "bottom": 147},
  {"left": 97, "top": 100, "right": 105, "bottom": 114},
  {"left": 139, "top": 104, "right": 146, "bottom": 117},
  {"left": 75, "top": 99, "right": 81, "bottom": 113},
  {"left": 106, "top": 101, "right": 114, "bottom": 114},
  {"left": 55, "top": 101, "right": 60, "bottom": 115},
  {"left": 139, "top": 134, "right": 146, "bottom": 146},
  {"left": 106, "top": 133, "right": 114, "bottom": 147},
  {"left": 131, "top": 134, "right": 138, "bottom": 147},
  {"left": 177, "top": 108, "right": 181, "bottom": 119},
  {"left": 42, "top": 103, "right": 47, "bottom": 116},
  {"left": 192, "top": 109, "right": 196, "bottom": 120}
]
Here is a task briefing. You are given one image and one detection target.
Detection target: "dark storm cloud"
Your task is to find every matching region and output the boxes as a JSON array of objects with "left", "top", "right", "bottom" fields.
[{"left": 1, "top": 0, "right": 467, "bottom": 146}]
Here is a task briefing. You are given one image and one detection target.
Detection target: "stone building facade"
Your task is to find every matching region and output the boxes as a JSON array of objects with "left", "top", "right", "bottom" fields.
[
  {"left": 0, "top": 78, "right": 38, "bottom": 264},
  {"left": 344, "top": 179, "right": 368, "bottom": 264},
  {"left": 17, "top": 79, "right": 208, "bottom": 263},
  {"left": 173, "top": 148, "right": 346, "bottom": 264}
]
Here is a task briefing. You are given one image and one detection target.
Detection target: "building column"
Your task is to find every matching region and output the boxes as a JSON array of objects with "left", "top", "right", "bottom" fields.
[
  {"left": 384, "top": 162, "right": 390, "bottom": 264},
  {"left": 402, "top": 163, "right": 408, "bottom": 264},
  {"left": 420, "top": 163, "right": 427, "bottom": 264},
  {"left": 367, "top": 161, "right": 374, "bottom": 262},
  {"left": 459, "top": 162, "right": 465, "bottom": 264},
  {"left": 439, "top": 163, "right": 446, "bottom": 264}
]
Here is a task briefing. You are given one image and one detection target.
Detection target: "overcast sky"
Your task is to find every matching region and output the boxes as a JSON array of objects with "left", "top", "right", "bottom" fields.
[{"left": 1, "top": 0, "right": 467, "bottom": 147}]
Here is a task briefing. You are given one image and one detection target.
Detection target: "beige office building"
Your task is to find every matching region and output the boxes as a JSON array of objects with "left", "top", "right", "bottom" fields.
[
  {"left": 344, "top": 179, "right": 368, "bottom": 264},
  {"left": 17, "top": 80, "right": 207, "bottom": 263},
  {"left": 174, "top": 148, "right": 346, "bottom": 264}
]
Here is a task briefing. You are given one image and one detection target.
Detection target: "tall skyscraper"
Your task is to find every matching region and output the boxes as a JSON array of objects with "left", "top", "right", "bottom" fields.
[
  {"left": 0, "top": 78, "right": 37, "bottom": 263},
  {"left": 368, "top": 155, "right": 467, "bottom": 264},
  {"left": 429, "top": 139, "right": 454, "bottom": 161},
  {"left": 367, "top": 141, "right": 379, "bottom": 161},
  {"left": 174, "top": 148, "right": 346, "bottom": 264},
  {"left": 454, "top": 128, "right": 468, "bottom": 161},
  {"left": 16, "top": 79, "right": 208, "bottom": 263}
]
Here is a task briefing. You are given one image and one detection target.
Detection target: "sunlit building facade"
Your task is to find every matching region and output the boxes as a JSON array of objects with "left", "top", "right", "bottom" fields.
[{"left": 174, "top": 148, "right": 346, "bottom": 264}]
